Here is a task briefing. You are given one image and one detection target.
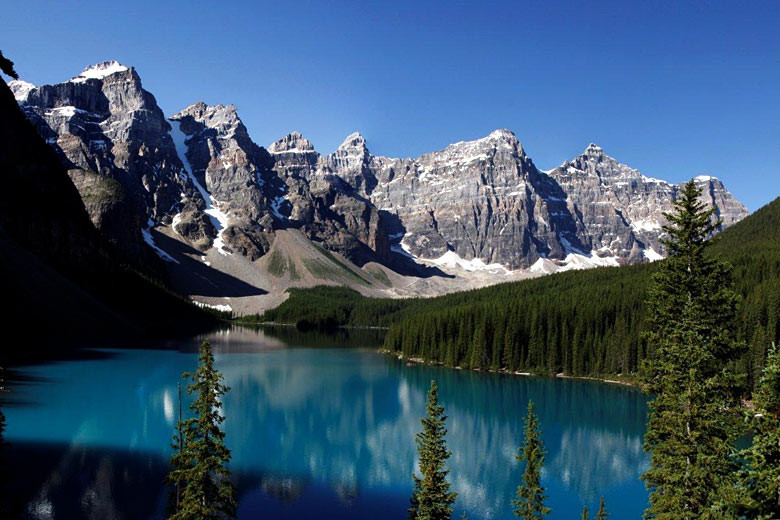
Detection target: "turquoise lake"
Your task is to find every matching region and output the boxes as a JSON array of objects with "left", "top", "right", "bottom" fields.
[{"left": 2, "top": 326, "right": 649, "bottom": 518}]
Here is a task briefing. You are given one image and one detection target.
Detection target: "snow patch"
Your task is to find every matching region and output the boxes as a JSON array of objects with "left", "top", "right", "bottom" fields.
[
  {"left": 269, "top": 148, "right": 315, "bottom": 155},
  {"left": 270, "top": 195, "right": 288, "bottom": 220},
  {"left": 70, "top": 61, "right": 128, "bottom": 83},
  {"left": 641, "top": 174, "right": 667, "bottom": 184},
  {"left": 8, "top": 79, "right": 35, "bottom": 102},
  {"left": 694, "top": 175, "right": 715, "bottom": 182},
  {"left": 170, "top": 121, "right": 231, "bottom": 255},
  {"left": 193, "top": 301, "right": 232, "bottom": 313},
  {"left": 643, "top": 247, "right": 664, "bottom": 262},
  {"left": 141, "top": 220, "right": 179, "bottom": 263},
  {"left": 554, "top": 235, "right": 620, "bottom": 271},
  {"left": 631, "top": 218, "right": 662, "bottom": 233},
  {"left": 528, "top": 258, "right": 558, "bottom": 275},
  {"left": 392, "top": 237, "right": 512, "bottom": 274},
  {"left": 558, "top": 252, "right": 620, "bottom": 271}
]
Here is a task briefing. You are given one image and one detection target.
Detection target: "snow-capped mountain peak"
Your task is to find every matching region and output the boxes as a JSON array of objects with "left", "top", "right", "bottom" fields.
[
  {"left": 338, "top": 132, "right": 367, "bottom": 151},
  {"left": 584, "top": 143, "right": 604, "bottom": 155},
  {"left": 7, "top": 79, "right": 36, "bottom": 102},
  {"left": 268, "top": 132, "right": 316, "bottom": 154},
  {"left": 70, "top": 61, "right": 129, "bottom": 83}
]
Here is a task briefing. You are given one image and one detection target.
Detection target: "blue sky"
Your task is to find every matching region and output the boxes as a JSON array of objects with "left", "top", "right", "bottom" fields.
[{"left": 4, "top": 0, "right": 779, "bottom": 210}]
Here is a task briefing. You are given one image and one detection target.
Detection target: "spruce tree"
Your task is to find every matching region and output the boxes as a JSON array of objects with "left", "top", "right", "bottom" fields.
[
  {"left": 0, "top": 50, "right": 18, "bottom": 80},
  {"left": 513, "top": 400, "right": 549, "bottom": 519},
  {"left": 734, "top": 343, "right": 780, "bottom": 518},
  {"left": 409, "top": 380, "right": 457, "bottom": 520},
  {"left": 640, "top": 180, "right": 742, "bottom": 518},
  {"left": 167, "top": 340, "right": 236, "bottom": 519},
  {"left": 596, "top": 497, "right": 608, "bottom": 520}
]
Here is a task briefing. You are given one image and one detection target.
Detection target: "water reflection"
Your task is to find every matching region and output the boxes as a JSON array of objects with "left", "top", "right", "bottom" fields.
[{"left": 2, "top": 326, "right": 649, "bottom": 518}]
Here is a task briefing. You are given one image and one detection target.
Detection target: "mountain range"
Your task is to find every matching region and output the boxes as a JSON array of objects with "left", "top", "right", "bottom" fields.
[
  {"left": 7, "top": 61, "right": 749, "bottom": 314},
  {"left": 0, "top": 71, "right": 214, "bottom": 354}
]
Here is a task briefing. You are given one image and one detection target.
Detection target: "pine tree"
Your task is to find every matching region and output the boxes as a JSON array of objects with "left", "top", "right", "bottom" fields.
[
  {"left": 167, "top": 340, "right": 236, "bottom": 519},
  {"left": 581, "top": 506, "right": 589, "bottom": 520},
  {"left": 0, "top": 50, "right": 19, "bottom": 80},
  {"left": 596, "top": 497, "right": 608, "bottom": 520},
  {"left": 409, "top": 380, "right": 457, "bottom": 520},
  {"left": 513, "top": 400, "right": 549, "bottom": 519},
  {"left": 734, "top": 343, "right": 780, "bottom": 518},
  {"left": 640, "top": 180, "right": 742, "bottom": 519}
]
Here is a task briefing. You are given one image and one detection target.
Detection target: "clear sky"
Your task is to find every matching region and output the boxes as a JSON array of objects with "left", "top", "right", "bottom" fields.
[{"left": 4, "top": 0, "right": 779, "bottom": 210}]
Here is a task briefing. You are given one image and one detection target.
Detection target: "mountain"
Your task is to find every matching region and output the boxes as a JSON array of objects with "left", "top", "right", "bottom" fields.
[
  {"left": 546, "top": 144, "right": 747, "bottom": 264},
  {"left": 257, "top": 196, "right": 780, "bottom": 390},
  {"left": 10, "top": 62, "right": 749, "bottom": 313},
  {"left": 0, "top": 76, "right": 215, "bottom": 357},
  {"left": 8, "top": 61, "right": 204, "bottom": 272}
]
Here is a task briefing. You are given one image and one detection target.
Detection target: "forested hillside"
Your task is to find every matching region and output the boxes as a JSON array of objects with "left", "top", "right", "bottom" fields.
[{"left": 255, "top": 198, "right": 780, "bottom": 388}]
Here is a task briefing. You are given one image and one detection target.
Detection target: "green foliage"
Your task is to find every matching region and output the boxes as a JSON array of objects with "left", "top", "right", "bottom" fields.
[
  {"left": 167, "top": 340, "right": 236, "bottom": 519},
  {"left": 255, "top": 198, "right": 780, "bottom": 391},
  {"left": 310, "top": 244, "right": 371, "bottom": 285},
  {"left": 267, "top": 250, "right": 288, "bottom": 277},
  {"left": 367, "top": 265, "right": 392, "bottom": 286},
  {"left": 581, "top": 506, "right": 589, "bottom": 520},
  {"left": 596, "top": 497, "right": 608, "bottom": 520},
  {"left": 640, "top": 181, "right": 742, "bottom": 518},
  {"left": 513, "top": 400, "right": 549, "bottom": 519},
  {"left": 288, "top": 257, "right": 300, "bottom": 280},
  {"left": 730, "top": 343, "right": 780, "bottom": 518},
  {"left": 410, "top": 380, "right": 457, "bottom": 520},
  {"left": 241, "top": 286, "right": 411, "bottom": 329}
]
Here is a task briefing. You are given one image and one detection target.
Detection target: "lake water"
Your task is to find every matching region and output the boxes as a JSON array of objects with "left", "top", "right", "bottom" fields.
[{"left": 2, "top": 326, "right": 649, "bottom": 519}]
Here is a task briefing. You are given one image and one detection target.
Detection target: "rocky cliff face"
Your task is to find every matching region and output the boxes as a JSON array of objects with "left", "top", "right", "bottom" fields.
[
  {"left": 0, "top": 77, "right": 213, "bottom": 346},
  {"left": 12, "top": 62, "right": 749, "bottom": 284},
  {"left": 546, "top": 144, "right": 748, "bottom": 264},
  {"left": 11, "top": 62, "right": 205, "bottom": 269},
  {"left": 168, "top": 102, "right": 278, "bottom": 259},
  {"left": 268, "top": 132, "right": 392, "bottom": 265},
  {"left": 342, "top": 134, "right": 747, "bottom": 271},
  {"left": 363, "top": 129, "right": 585, "bottom": 269}
]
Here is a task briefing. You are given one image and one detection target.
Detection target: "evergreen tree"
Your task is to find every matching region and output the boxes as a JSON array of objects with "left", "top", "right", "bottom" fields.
[
  {"left": 596, "top": 497, "right": 608, "bottom": 520},
  {"left": 581, "top": 506, "right": 589, "bottom": 520},
  {"left": 734, "top": 343, "right": 780, "bottom": 518},
  {"left": 640, "top": 180, "right": 742, "bottom": 518},
  {"left": 409, "top": 380, "right": 457, "bottom": 520},
  {"left": 513, "top": 400, "right": 549, "bottom": 519},
  {"left": 167, "top": 340, "right": 236, "bottom": 519},
  {"left": 0, "top": 50, "right": 18, "bottom": 80}
]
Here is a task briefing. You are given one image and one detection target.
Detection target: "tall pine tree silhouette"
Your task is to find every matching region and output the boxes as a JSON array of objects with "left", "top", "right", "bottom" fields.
[
  {"left": 409, "top": 380, "right": 457, "bottom": 520},
  {"left": 167, "top": 340, "right": 236, "bottom": 519},
  {"left": 596, "top": 497, "right": 608, "bottom": 520},
  {"left": 513, "top": 400, "right": 549, "bottom": 519},
  {"left": 640, "top": 180, "right": 742, "bottom": 518}
]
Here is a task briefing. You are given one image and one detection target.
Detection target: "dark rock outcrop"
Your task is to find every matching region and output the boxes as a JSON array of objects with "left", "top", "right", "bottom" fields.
[{"left": 0, "top": 77, "right": 213, "bottom": 352}]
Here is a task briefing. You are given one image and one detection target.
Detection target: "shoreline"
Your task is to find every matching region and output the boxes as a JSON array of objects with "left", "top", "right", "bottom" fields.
[
  {"left": 232, "top": 320, "right": 390, "bottom": 331},
  {"left": 381, "top": 349, "right": 639, "bottom": 388}
]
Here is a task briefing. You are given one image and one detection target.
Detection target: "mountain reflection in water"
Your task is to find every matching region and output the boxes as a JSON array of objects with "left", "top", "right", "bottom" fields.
[{"left": 2, "top": 325, "right": 649, "bottom": 519}]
